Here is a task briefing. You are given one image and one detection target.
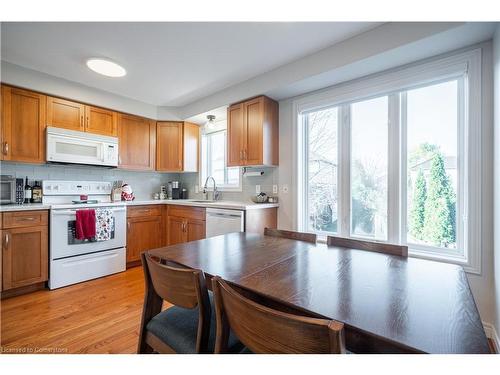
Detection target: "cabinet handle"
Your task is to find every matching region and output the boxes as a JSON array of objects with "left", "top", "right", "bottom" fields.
[
  {"left": 3, "top": 142, "right": 9, "bottom": 155},
  {"left": 239, "top": 150, "right": 243, "bottom": 160},
  {"left": 86, "top": 116, "right": 89, "bottom": 128},
  {"left": 118, "top": 155, "right": 122, "bottom": 164},
  {"left": 243, "top": 149, "right": 247, "bottom": 160},
  {"left": 127, "top": 222, "right": 130, "bottom": 231},
  {"left": 4, "top": 233, "right": 9, "bottom": 249},
  {"left": 18, "top": 217, "right": 36, "bottom": 222},
  {"left": 81, "top": 115, "right": 84, "bottom": 128}
]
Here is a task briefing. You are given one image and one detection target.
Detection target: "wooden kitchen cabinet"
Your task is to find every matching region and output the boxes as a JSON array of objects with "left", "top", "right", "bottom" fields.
[
  {"left": 48, "top": 96, "right": 118, "bottom": 137},
  {"left": 85, "top": 105, "right": 117, "bottom": 136},
  {"left": 118, "top": 114, "right": 156, "bottom": 170},
  {"left": 47, "top": 96, "right": 85, "bottom": 131},
  {"left": 1, "top": 210, "right": 49, "bottom": 293},
  {"left": 166, "top": 205, "right": 206, "bottom": 245},
  {"left": 156, "top": 121, "right": 200, "bottom": 172},
  {"left": 1, "top": 85, "right": 46, "bottom": 163},
  {"left": 126, "top": 206, "right": 162, "bottom": 266},
  {"left": 227, "top": 95, "right": 278, "bottom": 167}
]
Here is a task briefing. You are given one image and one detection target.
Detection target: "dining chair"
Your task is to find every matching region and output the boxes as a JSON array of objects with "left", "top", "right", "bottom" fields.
[
  {"left": 212, "top": 276, "right": 346, "bottom": 354},
  {"left": 326, "top": 236, "right": 408, "bottom": 257},
  {"left": 264, "top": 227, "right": 317, "bottom": 243},
  {"left": 138, "top": 253, "right": 243, "bottom": 354}
]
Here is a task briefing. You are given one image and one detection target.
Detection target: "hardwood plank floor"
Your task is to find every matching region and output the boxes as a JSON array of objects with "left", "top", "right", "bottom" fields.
[{"left": 0, "top": 266, "right": 154, "bottom": 354}]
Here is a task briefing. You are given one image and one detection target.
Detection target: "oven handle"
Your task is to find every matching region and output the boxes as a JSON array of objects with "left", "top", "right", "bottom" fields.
[{"left": 52, "top": 207, "right": 126, "bottom": 215}]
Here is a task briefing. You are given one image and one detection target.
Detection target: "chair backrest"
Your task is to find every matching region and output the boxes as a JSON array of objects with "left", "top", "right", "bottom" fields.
[
  {"left": 212, "top": 276, "right": 345, "bottom": 354},
  {"left": 138, "top": 253, "right": 211, "bottom": 353},
  {"left": 327, "top": 236, "right": 408, "bottom": 257},
  {"left": 143, "top": 252, "right": 209, "bottom": 309},
  {"left": 264, "top": 228, "right": 317, "bottom": 244}
]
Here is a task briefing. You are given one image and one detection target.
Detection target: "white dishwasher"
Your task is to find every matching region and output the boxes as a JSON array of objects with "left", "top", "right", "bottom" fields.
[{"left": 206, "top": 208, "right": 245, "bottom": 237}]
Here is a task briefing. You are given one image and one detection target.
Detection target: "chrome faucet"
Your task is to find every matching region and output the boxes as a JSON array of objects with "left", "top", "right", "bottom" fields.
[{"left": 203, "top": 176, "right": 221, "bottom": 201}]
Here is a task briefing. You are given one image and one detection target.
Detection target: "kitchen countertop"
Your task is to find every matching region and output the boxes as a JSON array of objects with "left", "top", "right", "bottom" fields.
[
  {"left": 0, "top": 203, "right": 51, "bottom": 212},
  {"left": 0, "top": 199, "right": 279, "bottom": 212}
]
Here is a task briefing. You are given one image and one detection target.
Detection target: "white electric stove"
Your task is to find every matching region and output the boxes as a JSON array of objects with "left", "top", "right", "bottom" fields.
[{"left": 43, "top": 181, "right": 126, "bottom": 289}]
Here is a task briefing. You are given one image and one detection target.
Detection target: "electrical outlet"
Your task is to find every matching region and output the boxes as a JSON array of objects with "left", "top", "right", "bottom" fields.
[
  {"left": 273, "top": 185, "right": 278, "bottom": 194},
  {"left": 194, "top": 185, "right": 199, "bottom": 194},
  {"left": 282, "top": 184, "right": 289, "bottom": 194},
  {"left": 255, "top": 185, "right": 261, "bottom": 194}
]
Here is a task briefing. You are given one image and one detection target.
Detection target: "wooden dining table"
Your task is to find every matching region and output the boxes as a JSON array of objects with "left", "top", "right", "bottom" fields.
[{"left": 147, "top": 232, "right": 490, "bottom": 354}]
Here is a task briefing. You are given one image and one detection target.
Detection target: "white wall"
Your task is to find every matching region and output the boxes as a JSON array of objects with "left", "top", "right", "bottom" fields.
[
  {"left": 493, "top": 25, "right": 500, "bottom": 340},
  {"left": 1, "top": 61, "right": 180, "bottom": 120},
  {"left": 277, "top": 41, "right": 496, "bottom": 329}
]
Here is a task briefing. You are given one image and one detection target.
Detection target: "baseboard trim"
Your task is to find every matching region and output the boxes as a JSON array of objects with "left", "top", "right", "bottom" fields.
[{"left": 483, "top": 321, "right": 499, "bottom": 353}]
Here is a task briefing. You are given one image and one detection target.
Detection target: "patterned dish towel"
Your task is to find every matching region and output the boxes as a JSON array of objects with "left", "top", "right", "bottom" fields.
[{"left": 95, "top": 208, "right": 114, "bottom": 241}]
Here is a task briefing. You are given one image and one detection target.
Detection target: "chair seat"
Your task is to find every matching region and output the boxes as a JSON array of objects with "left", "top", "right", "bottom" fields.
[{"left": 146, "top": 292, "right": 243, "bottom": 354}]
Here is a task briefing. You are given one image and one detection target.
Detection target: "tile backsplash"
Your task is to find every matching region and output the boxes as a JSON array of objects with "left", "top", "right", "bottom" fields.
[
  {"left": 178, "top": 167, "right": 279, "bottom": 201},
  {"left": 0, "top": 162, "right": 279, "bottom": 202},
  {"left": 0, "top": 162, "right": 179, "bottom": 201}
]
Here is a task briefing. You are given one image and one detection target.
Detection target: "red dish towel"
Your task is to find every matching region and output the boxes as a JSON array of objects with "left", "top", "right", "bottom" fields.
[{"left": 75, "top": 209, "right": 96, "bottom": 240}]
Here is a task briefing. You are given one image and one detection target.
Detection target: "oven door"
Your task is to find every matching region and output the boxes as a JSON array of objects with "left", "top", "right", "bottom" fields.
[{"left": 50, "top": 206, "right": 126, "bottom": 260}]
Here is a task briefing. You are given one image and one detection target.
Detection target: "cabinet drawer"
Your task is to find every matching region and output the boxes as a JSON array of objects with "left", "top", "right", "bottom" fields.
[
  {"left": 3, "top": 211, "right": 49, "bottom": 229},
  {"left": 167, "top": 205, "right": 206, "bottom": 221},
  {"left": 127, "top": 205, "right": 162, "bottom": 218}
]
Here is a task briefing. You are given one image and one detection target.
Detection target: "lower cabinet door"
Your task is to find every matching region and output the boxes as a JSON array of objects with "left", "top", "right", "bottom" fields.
[
  {"left": 187, "top": 220, "right": 206, "bottom": 242},
  {"left": 126, "top": 216, "right": 162, "bottom": 263},
  {"left": 167, "top": 216, "right": 187, "bottom": 245},
  {"left": 2, "top": 226, "right": 48, "bottom": 290}
]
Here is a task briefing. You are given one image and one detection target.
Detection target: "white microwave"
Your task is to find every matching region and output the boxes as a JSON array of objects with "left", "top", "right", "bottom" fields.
[{"left": 46, "top": 127, "right": 119, "bottom": 167}]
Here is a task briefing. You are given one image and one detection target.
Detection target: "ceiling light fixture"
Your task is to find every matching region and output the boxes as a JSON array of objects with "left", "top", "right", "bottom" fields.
[
  {"left": 86, "top": 58, "right": 127, "bottom": 77},
  {"left": 202, "top": 115, "right": 216, "bottom": 135}
]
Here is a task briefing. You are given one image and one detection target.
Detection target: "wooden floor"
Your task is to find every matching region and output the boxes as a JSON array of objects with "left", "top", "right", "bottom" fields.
[
  {"left": 1, "top": 266, "right": 497, "bottom": 354},
  {"left": 1, "top": 266, "right": 150, "bottom": 354}
]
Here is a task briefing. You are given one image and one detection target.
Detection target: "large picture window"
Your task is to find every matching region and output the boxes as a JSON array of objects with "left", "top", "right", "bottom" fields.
[{"left": 297, "top": 49, "right": 481, "bottom": 272}]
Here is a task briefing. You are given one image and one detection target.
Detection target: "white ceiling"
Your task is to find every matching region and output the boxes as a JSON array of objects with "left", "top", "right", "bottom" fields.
[{"left": 0, "top": 22, "right": 381, "bottom": 107}]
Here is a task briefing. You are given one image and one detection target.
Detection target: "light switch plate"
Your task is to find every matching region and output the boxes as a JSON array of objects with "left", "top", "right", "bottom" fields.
[
  {"left": 194, "top": 185, "right": 199, "bottom": 194},
  {"left": 282, "top": 184, "right": 289, "bottom": 193},
  {"left": 256, "top": 185, "right": 261, "bottom": 194},
  {"left": 273, "top": 185, "right": 278, "bottom": 194}
]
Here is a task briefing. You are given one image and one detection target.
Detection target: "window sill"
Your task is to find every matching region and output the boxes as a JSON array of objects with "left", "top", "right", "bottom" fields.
[{"left": 408, "top": 247, "right": 480, "bottom": 275}]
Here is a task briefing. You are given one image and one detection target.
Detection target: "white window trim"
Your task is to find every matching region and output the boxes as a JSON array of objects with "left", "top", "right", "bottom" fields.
[
  {"left": 293, "top": 48, "right": 482, "bottom": 274},
  {"left": 200, "top": 130, "right": 242, "bottom": 192}
]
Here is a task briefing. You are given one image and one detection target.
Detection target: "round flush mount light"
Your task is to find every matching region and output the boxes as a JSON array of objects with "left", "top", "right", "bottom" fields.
[{"left": 86, "top": 58, "right": 126, "bottom": 77}]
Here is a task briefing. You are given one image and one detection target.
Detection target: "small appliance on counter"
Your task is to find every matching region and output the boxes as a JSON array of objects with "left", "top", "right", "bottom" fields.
[
  {"left": 171, "top": 181, "right": 181, "bottom": 199},
  {"left": 180, "top": 188, "right": 188, "bottom": 200},
  {"left": 0, "top": 175, "right": 24, "bottom": 205}
]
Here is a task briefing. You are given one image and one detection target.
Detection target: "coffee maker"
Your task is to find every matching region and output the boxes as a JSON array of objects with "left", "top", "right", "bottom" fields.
[{"left": 171, "top": 181, "right": 181, "bottom": 200}]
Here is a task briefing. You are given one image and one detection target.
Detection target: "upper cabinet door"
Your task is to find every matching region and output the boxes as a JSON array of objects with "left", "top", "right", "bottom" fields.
[
  {"left": 1, "top": 85, "right": 46, "bottom": 163},
  {"left": 227, "top": 103, "right": 245, "bottom": 167},
  {"left": 226, "top": 96, "right": 279, "bottom": 167},
  {"left": 183, "top": 122, "right": 200, "bottom": 173},
  {"left": 47, "top": 96, "right": 85, "bottom": 131},
  {"left": 156, "top": 122, "right": 183, "bottom": 172},
  {"left": 244, "top": 97, "right": 264, "bottom": 166},
  {"left": 118, "top": 114, "right": 155, "bottom": 171},
  {"left": 85, "top": 106, "right": 117, "bottom": 136}
]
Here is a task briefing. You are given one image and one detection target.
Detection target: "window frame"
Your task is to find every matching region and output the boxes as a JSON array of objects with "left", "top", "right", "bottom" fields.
[
  {"left": 200, "top": 129, "right": 242, "bottom": 192},
  {"left": 294, "top": 48, "right": 482, "bottom": 274}
]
